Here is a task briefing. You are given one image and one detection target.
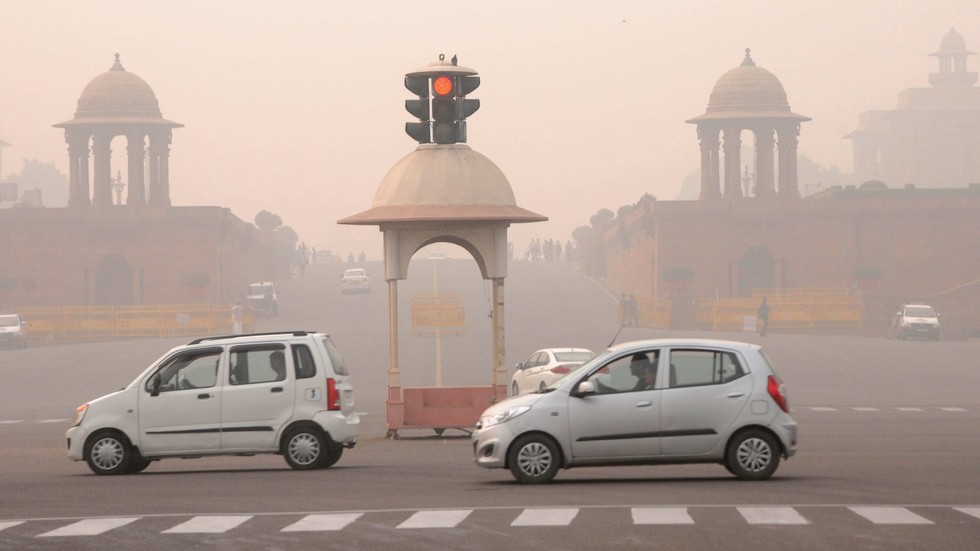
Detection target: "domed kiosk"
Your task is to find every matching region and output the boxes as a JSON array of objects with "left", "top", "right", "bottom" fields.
[
  {"left": 687, "top": 49, "right": 810, "bottom": 199},
  {"left": 54, "top": 54, "right": 182, "bottom": 208},
  {"left": 340, "top": 59, "right": 545, "bottom": 438}
]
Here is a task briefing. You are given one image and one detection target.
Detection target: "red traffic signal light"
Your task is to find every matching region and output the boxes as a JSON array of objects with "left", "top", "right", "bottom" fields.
[{"left": 433, "top": 75, "right": 454, "bottom": 97}]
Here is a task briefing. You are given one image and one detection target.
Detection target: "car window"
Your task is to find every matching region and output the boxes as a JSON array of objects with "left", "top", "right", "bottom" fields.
[
  {"left": 293, "top": 344, "right": 317, "bottom": 379},
  {"left": 146, "top": 348, "right": 221, "bottom": 393},
  {"left": 667, "top": 349, "right": 744, "bottom": 388},
  {"left": 905, "top": 306, "right": 936, "bottom": 317},
  {"left": 554, "top": 351, "right": 593, "bottom": 363},
  {"left": 585, "top": 350, "right": 659, "bottom": 393},
  {"left": 321, "top": 336, "right": 349, "bottom": 376},
  {"left": 229, "top": 344, "right": 287, "bottom": 385}
]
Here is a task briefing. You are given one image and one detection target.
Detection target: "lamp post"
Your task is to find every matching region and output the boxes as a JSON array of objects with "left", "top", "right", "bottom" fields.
[{"left": 112, "top": 170, "right": 126, "bottom": 205}]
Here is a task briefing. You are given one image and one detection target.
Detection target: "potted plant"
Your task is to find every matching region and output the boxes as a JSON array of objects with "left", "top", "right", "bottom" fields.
[
  {"left": 852, "top": 265, "right": 883, "bottom": 291},
  {"left": 181, "top": 271, "right": 211, "bottom": 300},
  {"left": 662, "top": 265, "right": 694, "bottom": 293}
]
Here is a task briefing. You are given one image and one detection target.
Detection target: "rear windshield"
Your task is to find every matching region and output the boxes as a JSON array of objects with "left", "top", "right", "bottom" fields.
[
  {"left": 321, "top": 336, "right": 349, "bottom": 376},
  {"left": 555, "top": 351, "right": 594, "bottom": 363},
  {"left": 905, "top": 306, "right": 936, "bottom": 317},
  {"left": 0, "top": 315, "right": 20, "bottom": 327}
]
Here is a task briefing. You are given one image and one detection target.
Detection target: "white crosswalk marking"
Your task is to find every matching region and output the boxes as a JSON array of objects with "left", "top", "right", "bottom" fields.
[
  {"left": 954, "top": 507, "right": 980, "bottom": 520},
  {"left": 0, "top": 521, "right": 25, "bottom": 532},
  {"left": 631, "top": 507, "right": 694, "bottom": 524},
  {"left": 398, "top": 509, "right": 472, "bottom": 529},
  {"left": 281, "top": 513, "right": 362, "bottom": 532},
  {"left": 849, "top": 507, "right": 933, "bottom": 524},
  {"left": 738, "top": 507, "right": 809, "bottom": 524},
  {"left": 0, "top": 420, "right": 23, "bottom": 424},
  {"left": 38, "top": 419, "right": 69, "bottom": 423},
  {"left": 161, "top": 515, "right": 252, "bottom": 533},
  {"left": 511, "top": 508, "right": 579, "bottom": 526},
  {"left": 38, "top": 518, "right": 138, "bottom": 537}
]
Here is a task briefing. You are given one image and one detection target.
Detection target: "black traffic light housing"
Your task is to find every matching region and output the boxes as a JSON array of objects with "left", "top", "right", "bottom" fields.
[{"left": 403, "top": 55, "right": 480, "bottom": 145}]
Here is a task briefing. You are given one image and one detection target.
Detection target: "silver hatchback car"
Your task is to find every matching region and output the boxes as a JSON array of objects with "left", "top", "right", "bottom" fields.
[{"left": 473, "top": 339, "right": 797, "bottom": 484}]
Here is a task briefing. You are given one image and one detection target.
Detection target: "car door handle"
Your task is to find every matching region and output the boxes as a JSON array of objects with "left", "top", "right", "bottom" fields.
[
  {"left": 197, "top": 393, "right": 211, "bottom": 399},
  {"left": 635, "top": 400, "right": 653, "bottom": 408},
  {"left": 271, "top": 387, "right": 283, "bottom": 393},
  {"left": 727, "top": 392, "right": 745, "bottom": 398}
]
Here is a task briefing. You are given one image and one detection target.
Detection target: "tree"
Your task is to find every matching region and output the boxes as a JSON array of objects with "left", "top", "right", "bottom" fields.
[
  {"left": 254, "top": 210, "right": 283, "bottom": 231},
  {"left": 590, "top": 208, "right": 614, "bottom": 228},
  {"left": 5, "top": 159, "right": 69, "bottom": 207}
]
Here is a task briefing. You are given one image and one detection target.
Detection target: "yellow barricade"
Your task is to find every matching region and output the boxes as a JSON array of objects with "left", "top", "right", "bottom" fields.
[
  {"left": 10, "top": 304, "right": 248, "bottom": 341},
  {"left": 696, "top": 292, "right": 861, "bottom": 332}
]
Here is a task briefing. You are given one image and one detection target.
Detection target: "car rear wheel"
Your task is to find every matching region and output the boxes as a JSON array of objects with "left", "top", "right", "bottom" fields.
[
  {"left": 508, "top": 434, "right": 561, "bottom": 484},
  {"left": 85, "top": 431, "right": 132, "bottom": 475},
  {"left": 726, "top": 429, "right": 780, "bottom": 481},
  {"left": 283, "top": 427, "right": 328, "bottom": 470},
  {"left": 511, "top": 382, "right": 519, "bottom": 396},
  {"left": 321, "top": 445, "right": 343, "bottom": 468}
]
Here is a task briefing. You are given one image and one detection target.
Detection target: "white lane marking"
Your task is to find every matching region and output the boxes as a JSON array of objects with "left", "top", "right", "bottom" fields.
[
  {"left": 954, "top": 507, "right": 980, "bottom": 520},
  {"left": 631, "top": 507, "right": 694, "bottom": 524},
  {"left": 853, "top": 407, "right": 879, "bottom": 412},
  {"left": 0, "top": 521, "right": 25, "bottom": 532},
  {"left": 896, "top": 407, "right": 923, "bottom": 412},
  {"left": 941, "top": 407, "right": 966, "bottom": 412},
  {"left": 810, "top": 407, "right": 837, "bottom": 411},
  {"left": 38, "top": 517, "right": 138, "bottom": 537},
  {"left": 397, "top": 510, "right": 472, "bottom": 529},
  {"left": 738, "top": 507, "right": 809, "bottom": 524},
  {"left": 0, "top": 420, "right": 24, "bottom": 424},
  {"left": 511, "top": 508, "right": 579, "bottom": 526},
  {"left": 38, "top": 419, "right": 69, "bottom": 423},
  {"left": 281, "top": 513, "right": 362, "bottom": 532},
  {"left": 849, "top": 507, "right": 933, "bottom": 524},
  {"left": 161, "top": 515, "right": 252, "bottom": 533}
]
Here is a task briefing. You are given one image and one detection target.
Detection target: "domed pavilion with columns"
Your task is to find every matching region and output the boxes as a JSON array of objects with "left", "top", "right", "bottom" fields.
[
  {"left": 599, "top": 47, "right": 980, "bottom": 338},
  {"left": 0, "top": 55, "right": 268, "bottom": 309}
]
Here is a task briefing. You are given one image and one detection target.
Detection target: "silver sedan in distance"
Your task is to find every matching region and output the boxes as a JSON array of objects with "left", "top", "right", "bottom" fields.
[
  {"left": 510, "top": 348, "right": 595, "bottom": 396},
  {"left": 476, "top": 339, "right": 797, "bottom": 484}
]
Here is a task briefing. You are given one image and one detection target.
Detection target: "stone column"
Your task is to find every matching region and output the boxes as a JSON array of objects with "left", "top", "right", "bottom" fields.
[
  {"left": 723, "top": 127, "right": 743, "bottom": 199},
  {"left": 491, "top": 278, "right": 506, "bottom": 392},
  {"left": 147, "top": 131, "right": 171, "bottom": 206},
  {"left": 754, "top": 127, "right": 776, "bottom": 197},
  {"left": 777, "top": 124, "right": 801, "bottom": 198},
  {"left": 66, "top": 132, "right": 91, "bottom": 207},
  {"left": 126, "top": 133, "right": 146, "bottom": 206},
  {"left": 698, "top": 125, "right": 721, "bottom": 200},
  {"left": 91, "top": 133, "right": 113, "bottom": 206}
]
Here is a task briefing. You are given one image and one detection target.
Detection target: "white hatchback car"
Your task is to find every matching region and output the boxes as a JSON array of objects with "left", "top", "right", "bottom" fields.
[
  {"left": 67, "top": 331, "right": 359, "bottom": 475},
  {"left": 341, "top": 268, "right": 370, "bottom": 293},
  {"left": 511, "top": 348, "right": 595, "bottom": 396},
  {"left": 474, "top": 339, "right": 797, "bottom": 484}
]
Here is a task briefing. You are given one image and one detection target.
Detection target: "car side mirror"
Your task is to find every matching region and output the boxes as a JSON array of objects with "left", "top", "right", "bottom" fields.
[
  {"left": 515, "top": 362, "right": 524, "bottom": 370},
  {"left": 150, "top": 374, "right": 162, "bottom": 397},
  {"left": 574, "top": 380, "right": 597, "bottom": 397}
]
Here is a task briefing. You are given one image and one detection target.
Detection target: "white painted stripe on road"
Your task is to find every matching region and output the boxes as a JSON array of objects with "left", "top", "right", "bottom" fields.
[
  {"left": 896, "top": 407, "right": 923, "bottom": 412},
  {"left": 810, "top": 407, "right": 837, "bottom": 411},
  {"left": 0, "top": 521, "right": 24, "bottom": 532},
  {"left": 38, "top": 517, "right": 138, "bottom": 537},
  {"left": 941, "top": 407, "right": 966, "bottom": 412},
  {"left": 398, "top": 509, "right": 472, "bottom": 529},
  {"left": 281, "top": 513, "right": 362, "bottom": 532},
  {"left": 853, "top": 407, "right": 879, "bottom": 412},
  {"left": 161, "top": 515, "right": 252, "bottom": 533},
  {"left": 631, "top": 507, "right": 694, "bottom": 524},
  {"left": 38, "top": 419, "right": 69, "bottom": 423},
  {"left": 738, "top": 507, "right": 809, "bottom": 524},
  {"left": 0, "top": 420, "right": 23, "bottom": 424},
  {"left": 954, "top": 507, "right": 980, "bottom": 520},
  {"left": 511, "top": 508, "right": 579, "bottom": 526},
  {"left": 849, "top": 507, "right": 933, "bottom": 524}
]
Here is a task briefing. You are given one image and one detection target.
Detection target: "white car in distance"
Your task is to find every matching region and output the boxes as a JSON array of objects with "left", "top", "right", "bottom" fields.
[
  {"left": 341, "top": 268, "right": 370, "bottom": 293},
  {"left": 511, "top": 348, "right": 595, "bottom": 396}
]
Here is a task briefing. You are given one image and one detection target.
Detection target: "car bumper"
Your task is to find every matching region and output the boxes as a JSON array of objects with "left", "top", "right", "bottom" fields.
[
  {"left": 315, "top": 411, "right": 360, "bottom": 447},
  {"left": 66, "top": 425, "right": 89, "bottom": 462},
  {"left": 771, "top": 416, "right": 798, "bottom": 458},
  {"left": 471, "top": 422, "right": 518, "bottom": 469}
]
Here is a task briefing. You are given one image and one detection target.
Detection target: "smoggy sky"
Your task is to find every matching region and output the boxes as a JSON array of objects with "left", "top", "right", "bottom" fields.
[{"left": 0, "top": 1, "right": 976, "bottom": 259}]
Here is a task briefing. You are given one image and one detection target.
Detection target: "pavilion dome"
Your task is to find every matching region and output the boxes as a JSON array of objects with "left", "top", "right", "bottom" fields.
[
  {"left": 687, "top": 49, "right": 809, "bottom": 123},
  {"left": 933, "top": 28, "right": 975, "bottom": 56},
  {"left": 75, "top": 54, "right": 162, "bottom": 118}
]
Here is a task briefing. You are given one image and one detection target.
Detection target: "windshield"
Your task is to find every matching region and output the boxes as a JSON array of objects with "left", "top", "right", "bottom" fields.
[
  {"left": 554, "top": 351, "right": 594, "bottom": 363},
  {"left": 249, "top": 284, "right": 273, "bottom": 295},
  {"left": 345, "top": 269, "right": 366, "bottom": 277},
  {"left": 905, "top": 306, "right": 936, "bottom": 317},
  {"left": 0, "top": 315, "right": 19, "bottom": 327},
  {"left": 545, "top": 348, "right": 615, "bottom": 390}
]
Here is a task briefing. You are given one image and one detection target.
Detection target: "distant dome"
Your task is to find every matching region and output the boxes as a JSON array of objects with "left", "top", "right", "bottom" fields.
[
  {"left": 933, "top": 28, "right": 975, "bottom": 55},
  {"left": 75, "top": 54, "right": 162, "bottom": 118},
  {"left": 687, "top": 49, "right": 809, "bottom": 123}
]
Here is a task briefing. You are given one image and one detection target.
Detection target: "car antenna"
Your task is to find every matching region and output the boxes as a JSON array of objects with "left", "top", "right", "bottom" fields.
[{"left": 607, "top": 323, "right": 624, "bottom": 348}]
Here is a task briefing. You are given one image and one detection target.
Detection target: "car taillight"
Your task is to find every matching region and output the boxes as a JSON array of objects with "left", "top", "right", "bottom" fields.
[
  {"left": 767, "top": 375, "right": 789, "bottom": 413},
  {"left": 550, "top": 365, "right": 572, "bottom": 374},
  {"left": 327, "top": 378, "right": 341, "bottom": 411}
]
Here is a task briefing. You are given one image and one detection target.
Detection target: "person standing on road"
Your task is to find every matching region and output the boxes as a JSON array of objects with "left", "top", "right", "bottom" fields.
[
  {"left": 757, "top": 297, "right": 770, "bottom": 336},
  {"left": 231, "top": 299, "right": 244, "bottom": 335}
]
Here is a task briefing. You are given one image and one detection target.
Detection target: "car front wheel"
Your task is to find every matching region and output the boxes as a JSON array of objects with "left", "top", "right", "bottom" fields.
[
  {"left": 511, "top": 382, "right": 519, "bottom": 396},
  {"left": 726, "top": 429, "right": 780, "bottom": 481},
  {"left": 85, "top": 431, "right": 132, "bottom": 475},
  {"left": 508, "top": 434, "right": 561, "bottom": 484},
  {"left": 283, "top": 427, "right": 328, "bottom": 470}
]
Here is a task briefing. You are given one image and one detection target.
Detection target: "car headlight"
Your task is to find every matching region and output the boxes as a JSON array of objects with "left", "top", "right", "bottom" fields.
[
  {"left": 479, "top": 405, "right": 530, "bottom": 429},
  {"left": 72, "top": 404, "right": 88, "bottom": 428}
]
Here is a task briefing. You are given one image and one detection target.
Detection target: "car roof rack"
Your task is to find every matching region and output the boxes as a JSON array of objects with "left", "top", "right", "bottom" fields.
[{"left": 187, "top": 331, "right": 315, "bottom": 345}]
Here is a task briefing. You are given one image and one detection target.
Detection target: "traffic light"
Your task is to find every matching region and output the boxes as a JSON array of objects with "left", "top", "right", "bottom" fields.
[
  {"left": 403, "top": 55, "right": 481, "bottom": 144},
  {"left": 404, "top": 75, "right": 431, "bottom": 144}
]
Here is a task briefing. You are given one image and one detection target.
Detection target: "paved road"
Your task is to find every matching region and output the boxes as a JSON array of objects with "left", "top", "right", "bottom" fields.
[{"left": 1, "top": 259, "right": 978, "bottom": 549}]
